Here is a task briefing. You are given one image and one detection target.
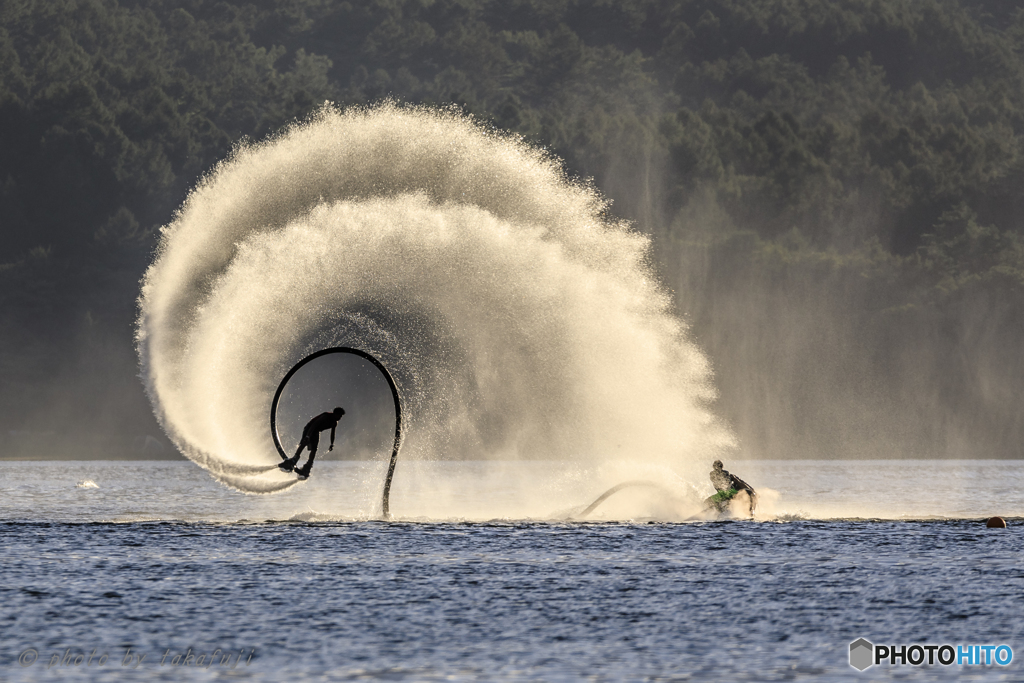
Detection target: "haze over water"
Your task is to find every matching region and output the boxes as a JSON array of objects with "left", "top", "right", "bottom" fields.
[{"left": 3, "top": 460, "right": 1021, "bottom": 523}]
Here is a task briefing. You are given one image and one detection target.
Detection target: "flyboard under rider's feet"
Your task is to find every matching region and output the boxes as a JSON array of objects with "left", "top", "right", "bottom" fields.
[{"left": 279, "top": 456, "right": 298, "bottom": 472}]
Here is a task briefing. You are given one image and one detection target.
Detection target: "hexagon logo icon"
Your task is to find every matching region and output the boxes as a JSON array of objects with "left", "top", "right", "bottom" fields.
[{"left": 849, "top": 638, "right": 874, "bottom": 671}]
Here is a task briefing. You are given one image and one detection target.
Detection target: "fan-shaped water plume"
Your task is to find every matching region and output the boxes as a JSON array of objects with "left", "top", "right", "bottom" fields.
[{"left": 137, "top": 102, "right": 733, "bottom": 507}]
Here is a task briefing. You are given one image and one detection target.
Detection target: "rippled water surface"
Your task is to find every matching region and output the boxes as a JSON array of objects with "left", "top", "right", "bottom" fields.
[{"left": 2, "top": 461, "right": 1022, "bottom": 681}]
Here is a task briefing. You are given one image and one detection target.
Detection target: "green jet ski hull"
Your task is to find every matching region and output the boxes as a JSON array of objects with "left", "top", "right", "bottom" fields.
[
  {"left": 703, "top": 488, "right": 757, "bottom": 516},
  {"left": 704, "top": 488, "right": 739, "bottom": 512}
]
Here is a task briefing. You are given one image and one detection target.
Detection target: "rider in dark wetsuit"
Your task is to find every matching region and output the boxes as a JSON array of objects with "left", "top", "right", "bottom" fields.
[
  {"left": 279, "top": 407, "right": 345, "bottom": 478},
  {"left": 710, "top": 460, "right": 757, "bottom": 514}
]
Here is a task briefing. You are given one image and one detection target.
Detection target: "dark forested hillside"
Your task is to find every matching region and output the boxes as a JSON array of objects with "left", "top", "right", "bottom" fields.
[{"left": 2, "top": 0, "right": 1023, "bottom": 458}]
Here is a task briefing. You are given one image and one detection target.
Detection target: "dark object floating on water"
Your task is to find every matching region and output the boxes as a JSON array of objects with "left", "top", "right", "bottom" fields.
[
  {"left": 270, "top": 346, "right": 403, "bottom": 518},
  {"left": 986, "top": 516, "right": 1007, "bottom": 528}
]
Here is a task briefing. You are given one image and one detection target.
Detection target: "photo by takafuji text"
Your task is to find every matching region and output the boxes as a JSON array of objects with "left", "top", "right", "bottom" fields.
[{"left": 17, "top": 646, "right": 255, "bottom": 669}]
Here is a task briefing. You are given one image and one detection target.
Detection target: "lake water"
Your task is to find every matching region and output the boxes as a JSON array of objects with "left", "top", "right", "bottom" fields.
[{"left": 1, "top": 460, "right": 1021, "bottom": 681}]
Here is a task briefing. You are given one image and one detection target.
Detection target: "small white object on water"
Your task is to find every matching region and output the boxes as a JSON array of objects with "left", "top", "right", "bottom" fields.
[{"left": 75, "top": 480, "right": 99, "bottom": 489}]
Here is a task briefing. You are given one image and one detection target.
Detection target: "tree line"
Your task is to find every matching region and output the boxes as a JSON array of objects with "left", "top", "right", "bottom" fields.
[{"left": 2, "top": 0, "right": 1022, "bottom": 457}]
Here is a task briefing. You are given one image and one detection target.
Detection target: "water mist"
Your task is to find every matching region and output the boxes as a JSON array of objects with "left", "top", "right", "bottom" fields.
[{"left": 137, "top": 103, "right": 732, "bottom": 513}]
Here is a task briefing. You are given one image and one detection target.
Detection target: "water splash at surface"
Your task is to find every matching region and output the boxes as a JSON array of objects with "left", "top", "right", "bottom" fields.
[{"left": 137, "top": 103, "right": 733, "bottom": 501}]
